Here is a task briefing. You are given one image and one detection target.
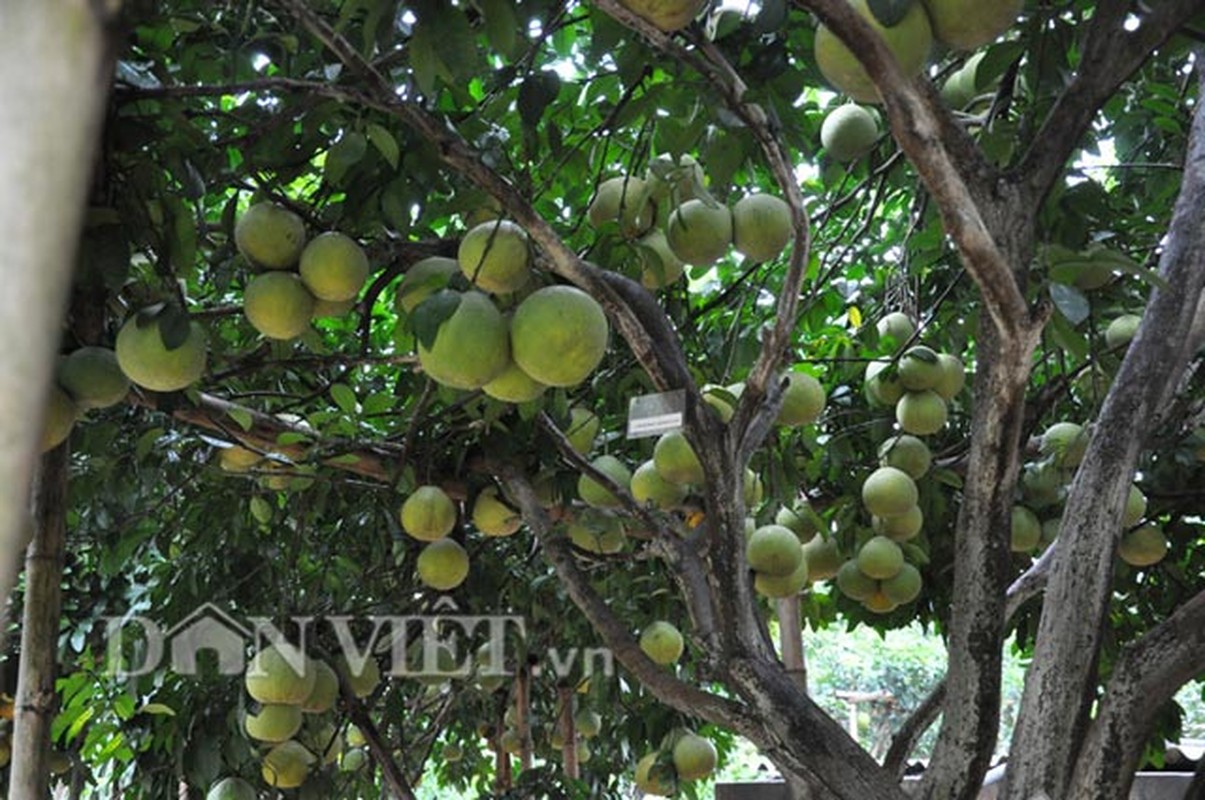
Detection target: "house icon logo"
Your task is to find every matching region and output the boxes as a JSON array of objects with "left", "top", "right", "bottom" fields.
[{"left": 165, "top": 603, "right": 253, "bottom": 676}]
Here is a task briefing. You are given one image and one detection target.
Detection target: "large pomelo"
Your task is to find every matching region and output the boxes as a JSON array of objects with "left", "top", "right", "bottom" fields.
[
  {"left": 510, "top": 286, "right": 609, "bottom": 387},
  {"left": 57, "top": 347, "right": 130, "bottom": 409},
  {"left": 245, "top": 643, "right": 316, "bottom": 705},
  {"left": 857, "top": 535, "right": 904, "bottom": 580},
  {"left": 618, "top": 0, "right": 706, "bottom": 32},
  {"left": 877, "top": 434, "right": 931, "bottom": 478},
  {"left": 731, "top": 193, "right": 792, "bottom": 262},
  {"left": 666, "top": 199, "right": 733, "bottom": 266},
  {"left": 577, "top": 455, "right": 632, "bottom": 509},
  {"left": 588, "top": 176, "right": 656, "bottom": 238},
  {"left": 396, "top": 256, "right": 459, "bottom": 314},
  {"left": 814, "top": 0, "right": 933, "bottom": 104},
  {"left": 206, "top": 777, "right": 258, "bottom": 800},
  {"left": 41, "top": 385, "right": 77, "bottom": 452},
  {"left": 482, "top": 359, "right": 546, "bottom": 403},
  {"left": 820, "top": 105, "right": 879, "bottom": 162},
  {"left": 244, "top": 272, "right": 316, "bottom": 340},
  {"left": 921, "top": 0, "right": 1023, "bottom": 50},
  {"left": 639, "top": 621, "right": 684, "bottom": 665},
  {"left": 417, "top": 290, "right": 509, "bottom": 390},
  {"left": 458, "top": 219, "right": 531, "bottom": 295},
  {"left": 672, "top": 732, "right": 718, "bottom": 781},
  {"left": 299, "top": 231, "right": 370, "bottom": 302},
  {"left": 896, "top": 390, "right": 948, "bottom": 435},
  {"left": 861, "top": 466, "right": 918, "bottom": 517},
  {"left": 115, "top": 312, "right": 207, "bottom": 393},
  {"left": 635, "top": 230, "right": 686, "bottom": 289},
  {"left": 746, "top": 525, "right": 804, "bottom": 577},
  {"left": 777, "top": 371, "right": 826, "bottom": 427},
  {"left": 1119, "top": 525, "right": 1168, "bottom": 567},
  {"left": 261, "top": 740, "right": 316, "bottom": 789},
  {"left": 235, "top": 202, "right": 306, "bottom": 269},
  {"left": 653, "top": 430, "right": 704, "bottom": 485},
  {"left": 630, "top": 460, "right": 688, "bottom": 510},
  {"left": 245, "top": 703, "right": 303, "bottom": 743},
  {"left": 300, "top": 660, "right": 339, "bottom": 714},
  {"left": 400, "top": 485, "right": 457, "bottom": 542},
  {"left": 417, "top": 538, "right": 471, "bottom": 590}
]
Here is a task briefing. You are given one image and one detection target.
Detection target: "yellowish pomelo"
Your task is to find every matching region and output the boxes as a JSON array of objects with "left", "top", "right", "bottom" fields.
[
  {"left": 746, "top": 524, "right": 804, "bottom": 577},
  {"left": 417, "top": 538, "right": 470, "bottom": 590},
  {"left": 836, "top": 559, "right": 878, "bottom": 601},
  {"left": 337, "top": 653, "right": 382, "bottom": 698},
  {"left": 235, "top": 202, "right": 306, "bottom": 269},
  {"left": 244, "top": 272, "right": 315, "bottom": 341},
  {"left": 568, "top": 512, "right": 627, "bottom": 554},
  {"left": 653, "top": 430, "right": 704, "bottom": 485},
  {"left": 630, "top": 459, "right": 689, "bottom": 510},
  {"left": 300, "top": 660, "right": 339, "bottom": 714},
  {"left": 801, "top": 535, "right": 843, "bottom": 581},
  {"left": 898, "top": 345, "right": 943, "bottom": 391},
  {"left": 1105, "top": 314, "right": 1141, "bottom": 350},
  {"left": 206, "top": 777, "right": 257, "bottom": 800},
  {"left": 857, "top": 535, "right": 904, "bottom": 580},
  {"left": 472, "top": 487, "right": 522, "bottom": 537},
  {"left": 1040, "top": 422, "right": 1089, "bottom": 469},
  {"left": 577, "top": 454, "right": 632, "bottom": 509},
  {"left": 814, "top": 0, "right": 933, "bottom": 104},
  {"left": 1010, "top": 505, "right": 1041, "bottom": 552},
  {"left": 934, "top": 353, "right": 967, "bottom": 399},
  {"left": 896, "top": 390, "right": 948, "bottom": 435},
  {"left": 921, "top": 0, "right": 1023, "bottom": 50},
  {"left": 396, "top": 256, "right": 459, "bottom": 314},
  {"left": 57, "top": 347, "right": 130, "bottom": 409},
  {"left": 618, "top": 0, "right": 706, "bottom": 31},
  {"left": 261, "top": 739, "right": 316, "bottom": 789},
  {"left": 575, "top": 709, "right": 602, "bottom": 738},
  {"left": 878, "top": 434, "right": 931, "bottom": 478},
  {"left": 639, "top": 621, "right": 684, "bottom": 665},
  {"left": 482, "top": 359, "right": 546, "bottom": 403},
  {"left": 511, "top": 285, "right": 609, "bottom": 387},
  {"left": 865, "top": 360, "right": 904, "bottom": 406},
  {"left": 311, "top": 296, "right": 355, "bottom": 319},
  {"left": 400, "top": 485, "right": 457, "bottom": 542},
  {"left": 245, "top": 643, "right": 316, "bottom": 706},
  {"left": 877, "top": 311, "right": 916, "bottom": 346},
  {"left": 417, "top": 290, "right": 510, "bottom": 390},
  {"left": 588, "top": 176, "right": 656, "bottom": 238},
  {"left": 245, "top": 703, "right": 303, "bottom": 743},
  {"left": 299, "top": 231, "right": 370, "bottom": 302},
  {"left": 880, "top": 562, "right": 922, "bottom": 605},
  {"left": 864, "top": 590, "right": 900, "bottom": 614},
  {"left": 672, "top": 732, "right": 718, "bottom": 781},
  {"left": 635, "top": 751, "right": 677, "bottom": 796},
  {"left": 41, "top": 385, "right": 77, "bottom": 452},
  {"left": 732, "top": 193, "right": 792, "bottom": 262},
  {"left": 565, "top": 406, "right": 600, "bottom": 454},
  {"left": 862, "top": 466, "right": 918, "bottom": 517},
  {"left": 872, "top": 505, "right": 923, "bottom": 541},
  {"left": 753, "top": 556, "right": 809, "bottom": 598},
  {"left": 1123, "top": 484, "right": 1147, "bottom": 528},
  {"left": 666, "top": 199, "right": 733, "bottom": 266},
  {"left": 777, "top": 371, "right": 826, "bottom": 426},
  {"left": 1119, "top": 524, "right": 1168, "bottom": 567},
  {"left": 115, "top": 312, "right": 207, "bottom": 392},
  {"left": 458, "top": 219, "right": 531, "bottom": 295},
  {"left": 820, "top": 104, "right": 879, "bottom": 161}
]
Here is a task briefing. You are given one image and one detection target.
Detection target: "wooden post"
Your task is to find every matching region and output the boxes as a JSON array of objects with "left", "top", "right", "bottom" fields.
[
  {"left": 558, "top": 686, "right": 579, "bottom": 780},
  {"left": 776, "top": 596, "right": 808, "bottom": 693},
  {"left": 9, "top": 444, "right": 69, "bottom": 800},
  {"left": 514, "top": 665, "right": 533, "bottom": 772}
]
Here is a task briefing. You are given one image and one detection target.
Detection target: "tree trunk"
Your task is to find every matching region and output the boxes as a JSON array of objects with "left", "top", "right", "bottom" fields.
[
  {"left": 0, "top": 0, "right": 115, "bottom": 617},
  {"left": 9, "top": 444, "right": 69, "bottom": 800}
]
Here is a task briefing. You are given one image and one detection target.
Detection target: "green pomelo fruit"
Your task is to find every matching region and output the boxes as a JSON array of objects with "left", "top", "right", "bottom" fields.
[
  {"left": 1123, "top": 484, "right": 1147, "bottom": 528},
  {"left": 396, "top": 256, "right": 459, "bottom": 314},
  {"left": 577, "top": 454, "right": 632, "bottom": 509},
  {"left": 1119, "top": 524, "right": 1168, "bottom": 567},
  {"left": 672, "top": 732, "right": 718, "bottom": 781},
  {"left": 872, "top": 505, "right": 924, "bottom": 542},
  {"left": 646, "top": 152, "right": 706, "bottom": 203},
  {"left": 862, "top": 466, "right": 919, "bottom": 517},
  {"left": 299, "top": 719, "right": 342, "bottom": 764},
  {"left": 878, "top": 434, "right": 932, "bottom": 479},
  {"left": 245, "top": 703, "right": 303, "bottom": 743},
  {"left": 746, "top": 524, "right": 805, "bottom": 577},
  {"left": 442, "top": 743, "right": 464, "bottom": 762},
  {"left": 235, "top": 202, "right": 306, "bottom": 269},
  {"left": 835, "top": 559, "right": 878, "bottom": 601},
  {"left": 245, "top": 643, "right": 316, "bottom": 706},
  {"left": 1010, "top": 505, "right": 1042, "bottom": 552},
  {"left": 1040, "top": 422, "right": 1089, "bottom": 469},
  {"left": 653, "top": 430, "right": 705, "bottom": 485},
  {"left": 261, "top": 739, "right": 316, "bottom": 789},
  {"left": 666, "top": 199, "right": 733, "bottom": 266},
  {"left": 115, "top": 312, "right": 207, "bottom": 392},
  {"left": 744, "top": 468, "right": 764, "bottom": 507},
  {"left": 896, "top": 390, "right": 949, "bottom": 436},
  {"left": 473, "top": 487, "right": 522, "bottom": 537},
  {"left": 701, "top": 382, "right": 741, "bottom": 422},
  {"left": 820, "top": 104, "right": 879, "bottom": 162},
  {"left": 857, "top": 535, "right": 905, "bottom": 580},
  {"left": 218, "top": 445, "right": 261, "bottom": 473},
  {"left": 619, "top": 0, "right": 706, "bottom": 31},
  {"left": 458, "top": 219, "right": 531, "bottom": 295},
  {"left": 777, "top": 371, "right": 826, "bottom": 427},
  {"left": 921, "top": 0, "right": 1023, "bottom": 50},
  {"left": 864, "top": 590, "right": 900, "bottom": 614},
  {"left": 754, "top": 556, "right": 809, "bottom": 598},
  {"left": 311, "top": 297, "right": 355, "bottom": 319},
  {"left": 417, "top": 290, "right": 510, "bottom": 390},
  {"left": 565, "top": 406, "right": 600, "bottom": 454},
  {"left": 244, "top": 272, "right": 316, "bottom": 341},
  {"left": 337, "top": 653, "right": 382, "bottom": 698},
  {"left": 346, "top": 726, "right": 367, "bottom": 748},
  {"left": 631, "top": 459, "right": 689, "bottom": 510},
  {"left": 57, "top": 346, "right": 130, "bottom": 409},
  {"left": 340, "top": 747, "right": 367, "bottom": 771},
  {"left": 575, "top": 709, "right": 603, "bottom": 738},
  {"left": 732, "top": 193, "right": 792, "bottom": 262},
  {"left": 417, "top": 538, "right": 471, "bottom": 591},
  {"left": 511, "top": 285, "right": 609, "bottom": 387},
  {"left": 1105, "top": 314, "right": 1141, "bottom": 350},
  {"left": 299, "top": 231, "right": 370, "bottom": 302},
  {"left": 588, "top": 176, "right": 656, "bottom": 238},
  {"left": 802, "top": 535, "right": 843, "bottom": 581},
  {"left": 880, "top": 562, "right": 922, "bottom": 605},
  {"left": 639, "top": 621, "right": 684, "bottom": 665},
  {"left": 41, "top": 385, "right": 77, "bottom": 452},
  {"left": 775, "top": 502, "right": 820, "bottom": 540},
  {"left": 636, "top": 229, "right": 686, "bottom": 289},
  {"left": 934, "top": 353, "right": 967, "bottom": 399},
  {"left": 898, "top": 345, "right": 943, "bottom": 391},
  {"left": 631, "top": 751, "right": 679, "bottom": 795},
  {"left": 400, "top": 485, "right": 457, "bottom": 542},
  {"left": 300, "top": 660, "right": 339, "bottom": 714},
  {"left": 206, "top": 777, "right": 257, "bottom": 800},
  {"left": 865, "top": 360, "right": 904, "bottom": 406},
  {"left": 482, "top": 359, "right": 546, "bottom": 404},
  {"left": 815, "top": 0, "right": 933, "bottom": 103},
  {"left": 568, "top": 513, "right": 627, "bottom": 554},
  {"left": 877, "top": 312, "right": 915, "bottom": 347}
]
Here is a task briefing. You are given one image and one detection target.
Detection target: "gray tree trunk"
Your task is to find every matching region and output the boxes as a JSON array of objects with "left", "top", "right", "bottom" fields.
[{"left": 0, "top": 1, "right": 115, "bottom": 619}]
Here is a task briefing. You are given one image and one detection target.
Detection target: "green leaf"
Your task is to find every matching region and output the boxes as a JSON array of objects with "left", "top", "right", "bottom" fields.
[
  {"left": 482, "top": 0, "right": 519, "bottom": 59},
  {"left": 411, "top": 290, "right": 462, "bottom": 350},
  {"left": 330, "top": 383, "right": 358, "bottom": 414},
  {"left": 158, "top": 307, "right": 194, "bottom": 351},
  {"left": 140, "top": 702, "right": 176, "bottom": 716},
  {"left": 866, "top": 0, "right": 914, "bottom": 28},
  {"left": 227, "top": 408, "right": 253, "bottom": 432},
  {"left": 518, "top": 71, "right": 561, "bottom": 128},
  {"left": 1049, "top": 283, "right": 1090, "bottom": 326},
  {"left": 366, "top": 123, "right": 400, "bottom": 170},
  {"left": 250, "top": 496, "right": 273, "bottom": 525},
  {"left": 411, "top": 23, "right": 452, "bottom": 96},
  {"left": 324, "top": 131, "right": 368, "bottom": 187},
  {"left": 326, "top": 454, "right": 362, "bottom": 465}
]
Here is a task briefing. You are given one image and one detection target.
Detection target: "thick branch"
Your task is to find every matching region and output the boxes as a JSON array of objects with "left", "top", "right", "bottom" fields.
[
  {"left": 1004, "top": 53, "right": 1205, "bottom": 800},
  {"left": 340, "top": 684, "right": 416, "bottom": 800}
]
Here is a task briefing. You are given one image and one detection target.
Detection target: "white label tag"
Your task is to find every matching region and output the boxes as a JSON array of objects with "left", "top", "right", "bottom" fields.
[{"left": 626, "top": 390, "right": 685, "bottom": 439}]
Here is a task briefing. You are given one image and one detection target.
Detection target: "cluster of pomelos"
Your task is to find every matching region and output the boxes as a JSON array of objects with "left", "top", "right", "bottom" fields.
[{"left": 633, "top": 728, "right": 719, "bottom": 797}]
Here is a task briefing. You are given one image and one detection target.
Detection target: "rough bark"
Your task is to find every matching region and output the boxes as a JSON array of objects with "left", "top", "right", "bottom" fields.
[
  {"left": 1003, "top": 56, "right": 1205, "bottom": 800},
  {"left": 9, "top": 445, "right": 69, "bottom": 799},
  {"left": 0, "top": 1, "right": 115, "bottom": 616}
]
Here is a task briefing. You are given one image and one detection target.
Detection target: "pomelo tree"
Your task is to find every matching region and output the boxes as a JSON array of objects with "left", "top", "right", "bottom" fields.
[{"left": 1, "top": 1, "right": 1204, "bottom": 800}]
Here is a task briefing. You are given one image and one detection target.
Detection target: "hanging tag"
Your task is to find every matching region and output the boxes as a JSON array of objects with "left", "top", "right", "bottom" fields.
[{"left": 626, "top": 390, "right": 685, "bottom": 439}]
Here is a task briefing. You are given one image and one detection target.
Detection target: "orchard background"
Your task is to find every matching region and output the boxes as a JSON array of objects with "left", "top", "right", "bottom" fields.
[{"left": 0, "top": 1, "right": 1203, "bottom": 799}]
